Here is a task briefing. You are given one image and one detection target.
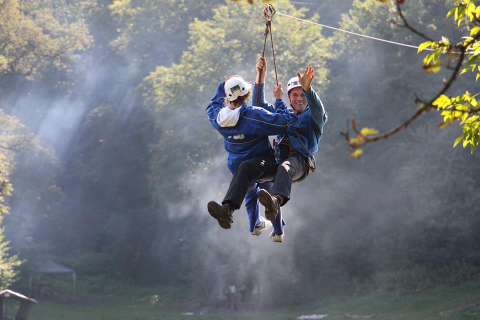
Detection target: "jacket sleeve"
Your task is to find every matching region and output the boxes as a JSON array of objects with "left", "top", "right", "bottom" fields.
[
  {"left": 252, "top": 83, "right": 274, "bottom": 112},
  {"left": 215, "top": 106, "right": 290, "bottom": 136},
  {"left": 304, "top": 87, "right": 328, "bottom": 129},
  {"left": 274, "top": 98, "right": 288, "bottom": 115},
  {"left": 206, "top": 82, "right": 226, "bottom": 127}
]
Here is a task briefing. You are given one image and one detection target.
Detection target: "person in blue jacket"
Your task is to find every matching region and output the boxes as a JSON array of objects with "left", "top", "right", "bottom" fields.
[
  {"left": 257, "top": 65, "right": 328, "bottom": 241},
  {"left": 206, "top": 61, "right": 289, "bottom": 239},
  {"left": 208, "top": 61, "right": 327, "bottom": 243}
]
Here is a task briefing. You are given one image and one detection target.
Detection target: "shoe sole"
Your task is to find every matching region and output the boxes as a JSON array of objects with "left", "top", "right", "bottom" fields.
[
  {"left": 207, "top": 201, "right": 231, "bottom": 229},
  {"left": 258, "top": 190, "right": 278, "bottom": 222}
]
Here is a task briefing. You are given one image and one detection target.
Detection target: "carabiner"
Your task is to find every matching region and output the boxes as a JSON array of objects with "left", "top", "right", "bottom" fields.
[{"left": 263, "top": 4, "right": 276, "bottom": 22}]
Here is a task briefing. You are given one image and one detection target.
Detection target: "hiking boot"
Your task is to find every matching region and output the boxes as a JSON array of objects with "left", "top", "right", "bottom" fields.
[
  {"left": 269, "top": 231, "right": 284, "bottom": 243},
  {"left": 251, "top": 217, "right": 273, "bottom": 236},
  {"left": 207, "top": 201, "right": 234, "bottom": 229},
  {"left": 258, "top": 189, "right": 280, "bottom": 222}
]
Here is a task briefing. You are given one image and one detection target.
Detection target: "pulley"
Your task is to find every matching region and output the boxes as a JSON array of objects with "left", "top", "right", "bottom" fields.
[{"left": 263, "top": 4, "right": 276, "bottom": 22}]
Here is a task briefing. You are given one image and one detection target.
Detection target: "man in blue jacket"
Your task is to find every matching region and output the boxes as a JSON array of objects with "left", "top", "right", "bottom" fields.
[
  {"left": 208, "top": 61, "right": 327, "bottom": 242},
  {"left": 258, "top": 66, "right": 327, "bottom": 240}
]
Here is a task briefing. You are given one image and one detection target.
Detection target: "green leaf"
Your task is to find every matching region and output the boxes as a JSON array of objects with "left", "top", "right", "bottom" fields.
[
  {"left": 418, "top": 41, "right": 432, "bottom": 53},
  {"left": 470, "top": 97, "right": 477, "bottom": 107},
  {"left": 360, "top": 128, "right": 379, "bottom": 136},
  {"left": 447, "top": 8, "right": 455, "bottom": 19},
  {"left": 453, "top": 134, "right": 464, "bottom": 147},
  {"left": 433, "top": 95, "right": 449, "bottom": 108},
  {"left": 470, "top": 26, "right": 480, "bottom": 36}
]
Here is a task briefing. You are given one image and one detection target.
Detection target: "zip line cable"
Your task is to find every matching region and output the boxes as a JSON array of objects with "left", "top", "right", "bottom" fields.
[
  {"left": 276, "top": 11, "right": 431, "bottom": 51},
  {"left": 276, "top": 11, "right": 477, "bottom": 55}
]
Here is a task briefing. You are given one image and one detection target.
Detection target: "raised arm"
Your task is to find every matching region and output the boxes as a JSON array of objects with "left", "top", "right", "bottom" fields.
[
  {"left": 252, "top": 56, "right": 274, "bottom": 112},
  {"left": 273, "top": 83, "right": 289, "bottom": 115},
  {"left": 206, "top": 82, "right": 226, "bottom": 121},
  {"left": 215, "top": 105, "right": 292, "bottom": 137},
  {"left": 305, "top": 87, "right": 327, "bottom": 129},
  {"left": 298, "top": 66, "right": 327, "bottom": 128}
]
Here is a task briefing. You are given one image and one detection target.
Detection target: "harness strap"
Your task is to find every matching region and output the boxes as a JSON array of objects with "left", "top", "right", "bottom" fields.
[{"left": 292, "top": 126, "right": 317, "bottom": 172}]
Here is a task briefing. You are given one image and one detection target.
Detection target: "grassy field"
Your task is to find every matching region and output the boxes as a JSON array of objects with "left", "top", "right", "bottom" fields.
[{"left": 21, "top": 281, "right": 480, "bottom": 320}]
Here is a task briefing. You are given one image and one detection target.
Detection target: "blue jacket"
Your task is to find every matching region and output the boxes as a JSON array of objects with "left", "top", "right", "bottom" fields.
[
  {"left": 206, "top": 82, "right": 290, "bottom": 174},
  {"left": 253, "top": 83, "right": 328, "bottom": 164}
]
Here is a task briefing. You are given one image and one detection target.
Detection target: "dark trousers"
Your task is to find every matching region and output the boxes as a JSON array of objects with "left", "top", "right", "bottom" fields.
[
  {"left": 223, "top": 154, "right": 309, "bottom": 208},
  {"left": 271, "top": 154, "right": 309, "bottom": 205},
  {"left": 223, "top": 157, "right": 278, "bottom": 209}
]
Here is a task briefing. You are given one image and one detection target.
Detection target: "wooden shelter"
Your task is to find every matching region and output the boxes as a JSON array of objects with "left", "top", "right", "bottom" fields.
[
  {"left": 0, "top": 289, "right": 37, "bottom": 320},
  {"left": 29, "top": 260, "right": 76, "bottom": 297}
]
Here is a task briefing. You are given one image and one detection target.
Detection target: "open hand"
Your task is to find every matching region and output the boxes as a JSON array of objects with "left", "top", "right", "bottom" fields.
[{"left": 297, "top": 65, "right": 314, "bottom": 92}]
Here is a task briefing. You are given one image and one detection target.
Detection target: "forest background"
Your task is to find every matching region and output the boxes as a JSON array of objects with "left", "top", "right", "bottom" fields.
[{"left": 0, "top": 0, "right": 479, "bottom": 317}]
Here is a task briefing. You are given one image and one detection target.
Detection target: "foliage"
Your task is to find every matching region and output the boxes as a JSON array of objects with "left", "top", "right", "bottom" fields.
[
  {"left": 0, "top": 110, "right": 33, "bottom": 214},
  {"left": 333, "top": 0, "right": 450, "bottom": 156},
  {"left": 343, "top": 0, "right": 480, "bottom": 155},
  {"left": 418, "top": 0, "right": 480, "bottom": 152},
  {"left": 0, "top": 0, "right": 92, "bottom": 81},
  {"left": 0, "top": 110, "right": 33, "bottom": 288},
  {"left": 108, "top": 0, "right": 224, "bottom": 69},
  {"left": 0, "top": 228, "right": 22, "bottom": 289}
]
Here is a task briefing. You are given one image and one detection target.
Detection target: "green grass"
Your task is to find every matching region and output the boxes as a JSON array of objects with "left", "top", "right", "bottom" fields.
[
  {"left": 31, "top": 302, "right": 184, "bottom": 320},
  {"left": 275, "top": 283, "right": 480, "bottom": 320},
  {"left": 24, "top": 280, "right": 480, "bottom": 320}
]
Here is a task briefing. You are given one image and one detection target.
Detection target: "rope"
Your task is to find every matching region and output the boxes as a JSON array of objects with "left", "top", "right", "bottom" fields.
[
  {"left": 256, "top": 4, "right": 280, "bottom": 105},
  {"left": 256, "top": 21, "right": 271, "bottom": 106},
  {"left": 264, "top": 4, "right": 279, "bottom": 85},
  {"left": 261, "top": 21, "right": 270, "bottom": 57},
  {"left": 276, "top": 11, "right": 431, "bottom": 51},
  {"left": 269, "top": 23, "right": 279, "bottom": 85}
]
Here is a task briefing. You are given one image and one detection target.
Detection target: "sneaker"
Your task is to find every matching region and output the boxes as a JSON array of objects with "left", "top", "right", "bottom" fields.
[
  {"left": 258, "top": 189, "right": 280, "bottom": 222},
  {"left": 207, "top": 201, "right": 233, "bottom": 229},
  {"left": 269, "top": 231, "right": 284, "bottom": 243},
  {"left": 251, "top": 217, "right": 273, "bottom": 236}
]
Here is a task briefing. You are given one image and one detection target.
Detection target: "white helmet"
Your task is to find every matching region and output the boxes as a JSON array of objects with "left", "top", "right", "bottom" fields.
[
  {"left": 287, "top": 76, "right": 302, "bottom": 94},
  {"left": 225, "top": 76, "right": 250, "bottom": 101}
]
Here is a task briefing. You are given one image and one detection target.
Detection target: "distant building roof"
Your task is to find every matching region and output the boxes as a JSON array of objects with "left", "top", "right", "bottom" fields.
[
  {"left": 33, "top": 260, "right": 75, "bottom": 274},
  {"left": 0, "top": 289, "right": 37, "bottom": 303}
]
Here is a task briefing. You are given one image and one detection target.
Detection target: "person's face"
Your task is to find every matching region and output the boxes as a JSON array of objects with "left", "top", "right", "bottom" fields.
[{"left": 288, "top": 87, "right": 306, "bottom": 114}]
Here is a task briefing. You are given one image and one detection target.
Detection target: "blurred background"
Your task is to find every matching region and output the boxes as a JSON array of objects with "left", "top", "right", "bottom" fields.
[{"left": 0, "top": 0, "right": 478, "bottom": 319}]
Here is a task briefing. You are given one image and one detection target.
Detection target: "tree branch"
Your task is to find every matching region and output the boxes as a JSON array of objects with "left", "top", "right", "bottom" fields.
[
  {"left": 394, "top": 1, "right": 434, "bottom": 42},
  {"left": 342, "top": 29, "right": 480, "bottom": 149},
  {"left": 0, "top": 143, "right": 22, "bottom": 152}
]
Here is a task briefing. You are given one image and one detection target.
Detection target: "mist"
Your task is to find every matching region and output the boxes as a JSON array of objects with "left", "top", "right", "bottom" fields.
[{"left": 0, "top": 0, "right": 479, "bottom": 318}]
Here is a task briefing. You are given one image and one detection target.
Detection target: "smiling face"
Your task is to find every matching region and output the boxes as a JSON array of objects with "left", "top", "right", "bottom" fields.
[{"left": 288, "top": 87, "right": 306, "bottom": 114}]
